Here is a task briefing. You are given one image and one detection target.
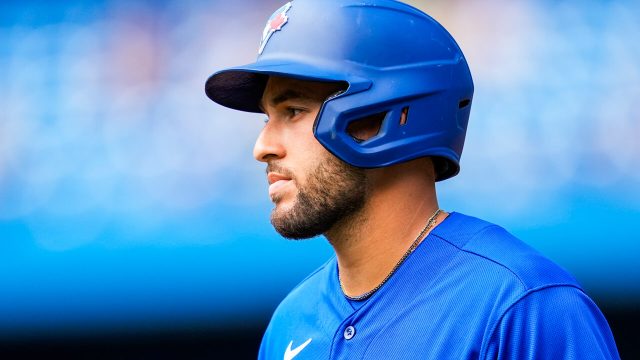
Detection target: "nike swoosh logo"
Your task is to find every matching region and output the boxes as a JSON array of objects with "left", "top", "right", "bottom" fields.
[{"left": 284, "top": 338, "right": 312, "bottom": 360}]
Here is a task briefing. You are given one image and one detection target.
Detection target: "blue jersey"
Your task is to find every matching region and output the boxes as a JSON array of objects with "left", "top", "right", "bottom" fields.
[{"left": 258, "top": 212, "right": 619, "bottom": 359}]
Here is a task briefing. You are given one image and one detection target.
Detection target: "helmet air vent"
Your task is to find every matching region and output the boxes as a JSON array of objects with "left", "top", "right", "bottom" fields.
[
  {"left": 347, "top": 112, "right": 386, "bottom": 143},
  {"left": 400, "top": 107, "right": 409, "bottom": 126}
]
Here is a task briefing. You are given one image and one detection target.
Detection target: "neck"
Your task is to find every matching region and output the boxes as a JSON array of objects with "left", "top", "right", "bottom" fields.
[{"left": 325, "top": 159, "right": 444, "bottom": 299}]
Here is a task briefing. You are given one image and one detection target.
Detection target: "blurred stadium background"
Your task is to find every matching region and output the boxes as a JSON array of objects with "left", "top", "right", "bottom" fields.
[{"left": 0, "top": 0, "right": 638, "bottom": 358}]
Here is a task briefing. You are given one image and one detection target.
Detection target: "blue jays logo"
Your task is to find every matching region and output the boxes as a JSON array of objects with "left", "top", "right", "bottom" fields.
[{"left": 259, "top": 2, "right": 292, "bottom": 55}]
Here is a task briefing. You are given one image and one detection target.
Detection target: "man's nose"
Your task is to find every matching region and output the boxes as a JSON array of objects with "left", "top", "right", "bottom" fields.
[{"left": 253, "top": 120, "right": 286, "bottom": 163}]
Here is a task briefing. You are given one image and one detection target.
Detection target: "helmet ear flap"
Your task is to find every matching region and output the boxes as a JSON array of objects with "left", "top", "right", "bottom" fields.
[
  {"left": 315, "top": 75, "right": 468, "bottom": 179},
  {"left": 314, "top": 92, "right": 424, "bottom": 168}
]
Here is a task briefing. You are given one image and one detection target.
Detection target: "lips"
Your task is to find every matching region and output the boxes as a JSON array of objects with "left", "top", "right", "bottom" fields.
[
  {"left": 267, "top": 172, "right": 293, "bottom": 198},
  {"left": 267, "top": 173, "right": 291, "bottom": 185}
]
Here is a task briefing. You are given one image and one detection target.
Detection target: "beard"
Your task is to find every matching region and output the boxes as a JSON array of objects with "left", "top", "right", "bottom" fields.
[{"left": 270, "top": 155, "right": 366, "bottom": 239}]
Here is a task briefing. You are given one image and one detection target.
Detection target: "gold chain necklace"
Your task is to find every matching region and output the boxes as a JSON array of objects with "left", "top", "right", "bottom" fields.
[{"left": 339, "top": 209, "right": 443, "bottom": 301}]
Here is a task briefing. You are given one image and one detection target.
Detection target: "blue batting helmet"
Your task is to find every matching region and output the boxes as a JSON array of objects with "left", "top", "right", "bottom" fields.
[{"left": 205, "top": 0, "right": 473, "bottom": 181}]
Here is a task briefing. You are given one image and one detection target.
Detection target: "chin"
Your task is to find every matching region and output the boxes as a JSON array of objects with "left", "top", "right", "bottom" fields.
[{"left": 272, "top": 197, "right": 296, "bottom": 214}]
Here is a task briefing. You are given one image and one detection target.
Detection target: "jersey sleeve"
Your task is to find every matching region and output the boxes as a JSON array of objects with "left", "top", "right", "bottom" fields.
[{"left": 483, "top": 285, "right": 620, "bottom": 360}]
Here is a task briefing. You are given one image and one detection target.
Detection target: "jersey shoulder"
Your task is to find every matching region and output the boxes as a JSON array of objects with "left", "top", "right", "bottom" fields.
[
  {"left": 359, "top": 213, "right": 616, "bottom": 359},
  {"left": 432, "top": 212, "right": 580, "bottom": 292}
]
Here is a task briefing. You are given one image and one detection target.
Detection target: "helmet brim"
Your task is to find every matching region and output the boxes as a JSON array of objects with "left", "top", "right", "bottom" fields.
[{"left": 205, "top": 59, "right": 349, "bottom": 113}]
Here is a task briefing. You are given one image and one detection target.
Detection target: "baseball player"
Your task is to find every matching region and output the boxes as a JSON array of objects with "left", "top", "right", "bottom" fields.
[{"left": 205, "top": 0, "right": 620, "bottom": 358}]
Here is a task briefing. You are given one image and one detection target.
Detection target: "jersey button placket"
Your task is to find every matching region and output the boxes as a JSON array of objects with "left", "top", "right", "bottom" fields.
[{"left": 343, "top": 325, "right": 356, "bottom": 340}]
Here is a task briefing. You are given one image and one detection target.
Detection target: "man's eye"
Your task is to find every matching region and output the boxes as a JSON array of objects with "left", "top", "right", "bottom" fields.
[{"left": 288, "top": 108, "right": 303, "bottom": 117}]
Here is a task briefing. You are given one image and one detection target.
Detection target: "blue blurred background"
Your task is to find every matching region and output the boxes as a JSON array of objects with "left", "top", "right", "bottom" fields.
[{"left": 1, "top": 0, "right": 638, "bottom": 357}]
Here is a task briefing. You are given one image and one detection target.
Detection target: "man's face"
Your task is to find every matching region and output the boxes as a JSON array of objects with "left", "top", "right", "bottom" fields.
[{"left": 254, "top": 76, "right": 366, "bottom": 239}]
